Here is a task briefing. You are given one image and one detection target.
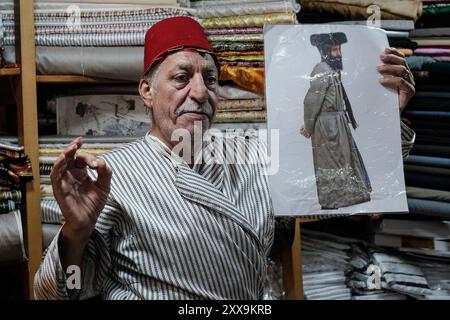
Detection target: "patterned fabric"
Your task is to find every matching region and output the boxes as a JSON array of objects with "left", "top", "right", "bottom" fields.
[
  {"left": 216, "top": 50, "right": 263, "bottom": 57},
  {"left": 201, "top": 12, "right": 297, "bottom": 29},
  {"left": 215, "top": 111, "right": 266, "bottom": 123},
  {"left": 195, "top": 1, "right": 297, "bottom": 18},
  {"left": 205, "top": 27, "right": 263, "bottom": 35},
  {"left": 220, "top": 61, "right": 264, "bottom": 67},
  {"left": 34, "top": 133, "right": 274, "bottom": 300},
  {"left": 218, "top": 98, "right": 265, "bottom": 111},
  {"left": 41, "top": 197, "right": 64, "bottom": 224},
  {"left": 0, "top": 190, "right": 21, "bottom": 202},
  {"left": 219, "top": 65, "right": 264, "bottom": 94},
  {"left": 211, "top": 41, "right": 263, "bottom": 52},
  {"left": 208, "top": 34, "right": 263, "bottom": 43}
]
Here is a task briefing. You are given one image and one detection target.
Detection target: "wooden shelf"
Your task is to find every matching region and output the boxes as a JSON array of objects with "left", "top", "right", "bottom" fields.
[
  {"left": 0, "top": 68, "right": 21, "bottom": 76},
  {"left": 36, "top": 75, "right": 135, "bottom": 83}
]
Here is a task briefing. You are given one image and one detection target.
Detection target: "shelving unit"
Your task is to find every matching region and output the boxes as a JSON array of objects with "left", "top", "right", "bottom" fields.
[
  {"left": 16, "top": 0, "right": 42, "bottom": 300},
  {"left": 0, "top": 68, "right": 20, "bottom": 76}
]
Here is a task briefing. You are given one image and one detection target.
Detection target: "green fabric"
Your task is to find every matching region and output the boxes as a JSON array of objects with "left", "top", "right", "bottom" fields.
[{"left": 423, "top": 5, "right": 450, "bottom": 16}]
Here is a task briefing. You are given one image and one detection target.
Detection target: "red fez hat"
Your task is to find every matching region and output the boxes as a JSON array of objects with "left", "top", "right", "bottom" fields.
[{"left": 143, "top": 16, "right": 218, "bottom": 76}]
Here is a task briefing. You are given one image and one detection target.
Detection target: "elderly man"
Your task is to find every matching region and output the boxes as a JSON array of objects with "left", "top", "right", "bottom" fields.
[{"left": 34, "top": 17, "right": 415, "bottom": 300}]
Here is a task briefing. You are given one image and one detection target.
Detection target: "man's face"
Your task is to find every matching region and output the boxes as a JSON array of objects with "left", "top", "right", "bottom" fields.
[
  {"left": 140, "top": 50, "right": 219, "bottom": 148},
  {"left": 322, "top": 44, "right": 343, "bottom": 71},
  {"left": 330, "top": 45, "right": 342, "bottom": 59}
]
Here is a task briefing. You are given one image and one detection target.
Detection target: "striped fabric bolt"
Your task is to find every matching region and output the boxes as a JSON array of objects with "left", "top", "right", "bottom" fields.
[{"left": 34, "top": 133, "right": 274, "bottom": 300}]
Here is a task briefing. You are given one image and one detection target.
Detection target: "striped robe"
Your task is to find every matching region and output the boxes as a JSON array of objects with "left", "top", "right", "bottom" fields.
[{"left": 34, "top": 133, "right": 275, "bottom": 300}]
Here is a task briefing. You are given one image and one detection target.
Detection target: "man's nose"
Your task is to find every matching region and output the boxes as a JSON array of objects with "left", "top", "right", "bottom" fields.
[{"left": 189, "top": 73, "right": 208, "bottom": 104}]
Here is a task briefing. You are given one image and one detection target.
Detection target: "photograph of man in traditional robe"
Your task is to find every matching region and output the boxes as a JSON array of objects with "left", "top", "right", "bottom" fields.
[{"left": 300, "top": 32, "right": 372, "bottom": 210}]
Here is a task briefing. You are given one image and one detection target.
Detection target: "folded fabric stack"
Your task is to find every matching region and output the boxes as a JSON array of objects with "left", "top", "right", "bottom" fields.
[
  {"left": 370, "top": 218, "right": 450, "bottom": 252},
  {"left": 0, "top": 140, "right": 31, "bottom": 264},
  {"left": 38, "top": 135, "right": 134, "bottom": 249},
  {"left": 1, "top": 0, "right": 191, "bottom": 80},
  {"left": 302, "top": 227, "right": 450, "bottom": 299},
  {"left": 408, "top": 0, "right": 450, "bottom": 84},
  {"left": 297, "top": 0, "right": 422, "bottom": 23},
  {"left": 296, "top": 0, "right": 421, "bottom": 56},
  {"left": 190, "top": 0, "right": 299, "bottom": 125},
  {"left": 348, "top": 246, "right": 433, "bottom": 299},
  {"left": 301, "top": 229, "right": 355, "bottom": 300},
  {"left": 0, "top": 1, "right": 17, "bottom": 67},
  {"left": 402, "top": 2, "right": 450, "bottom": 220}
]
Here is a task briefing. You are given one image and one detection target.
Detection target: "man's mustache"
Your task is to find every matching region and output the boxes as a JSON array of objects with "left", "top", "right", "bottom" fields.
[{"left": 174, "top": 100, "right": 214, "bottom": 121}]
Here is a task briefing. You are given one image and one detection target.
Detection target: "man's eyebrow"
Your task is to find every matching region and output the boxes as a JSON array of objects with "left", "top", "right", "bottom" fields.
[{"left": 174, "top": 62, "right": 193, "bottom": 70}]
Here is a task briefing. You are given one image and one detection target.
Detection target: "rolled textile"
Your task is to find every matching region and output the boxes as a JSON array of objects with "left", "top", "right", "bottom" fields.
[
  {"left": 413, "top": 38, "right": 450, "bottom": 46},
  {"left": 190, "top": 0, "right": 286, "bottom": 7},
  {"left": 407, "top": 198, "right": 450, "bottom": 218},
  {"left": 219, "top": 55, "right": 264, "bottom": 62},
  {"left": 215, "top": 110, "right": 266, "bottom": 123},
  {"left": 0, "top": 190, "right": 21, "bottom": 202},
  {"left": 415, "top": 134, "right": 450, "bottom": 147},
  {"left": 410, "top": 28, "right": 450, "bottom": 38},
  {"left": 405, "top": 171, "right": 450, "bottom": 191},
  {"left": 414, "top": 128, "right": 450, "bottom": 138},
  {"left": 411, "top": 144, "right": 450, "bottom": 158},
  {"left": 217, "top": 98, "right": 265, "bottom": 111},
  {"left": 405, "top": 110, "right": 450, "bottom": 120},
  {"left": 220, "top": 65, "right": 264, "bottom": 94},
  {"left": 36, "top": 33, "right": 146, "bottom": 47},
  {"left": 211, "top": 41, "right": 264, "bottom": 52},
  {"left": 208, "top": 34, "right": 264, "bottom": 43},
  {"left": 416, "top": 14, "right": 450, "bottom": 28},
  {"left": 434, "top": 56, "right": 450, "bottom": 62},
  {"left": 217, "top": 84, "right": 263, "bottom": 100},
  {"left": 397, "top": 48, "right": 413, "bottom": 57},
  {"left": 2, "top": 45, "right": 16, "bottom": 64},
  {"left": 423, "top": 4, "right": 450, "bottom": 16},
  {"left": 201, "top": 12, "right": 297, "bottom": 29},
  {"left": 416, "top": 84, "right": 450, "bottom": 92},
  {"left": 404, "top": 164, "right": 450, "bottom": 177},
  {"left": 216, "top": 50, "right": 263, "bottom": 57},
  {"left": 411, "top": 121, "right": 450, "bottom": 130},
  {"left": 195, "top": 1, "right": 298, "bottom": 18},
  {"left": 388, "top": 38, "right": 418, "bottom": 50},
  {"left": 405, "top": 155, "right": 450, "bottom": 169},
  {"left": 299, "top": 1, "right": 418, "bottom": 21},
  {"left": 220, "top": 61, "right": 264, "bottom": 67},
  {"left": 35, "top": 46, "right": 143, "bottom": 81},
  {"left": 205, "top": 27, "right": 263, "bottom": 35},
  {"left": 0, "top": 210, "right": 26, "bottom": 264},
  {"left": 406, "top": 56, "right": 435, "bottom": 71},
  {"left": 414, "top": 48, "right": 450, "bottom": 56},
  {"left": 406, "top": 186, "right": 450, "bottom": 202},
  {"left": 301, "top": 0, "right": 423, "bottom": 21}
]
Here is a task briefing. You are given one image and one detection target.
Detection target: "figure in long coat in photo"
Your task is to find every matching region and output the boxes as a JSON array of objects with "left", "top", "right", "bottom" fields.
[{"left": 300, "top": 32, "right": 372, "bottom": 209}]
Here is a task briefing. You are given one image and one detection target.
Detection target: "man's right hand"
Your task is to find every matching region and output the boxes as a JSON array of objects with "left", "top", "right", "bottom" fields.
[{"left": 51, "top": 137, "right": 112, "bottom": 247}]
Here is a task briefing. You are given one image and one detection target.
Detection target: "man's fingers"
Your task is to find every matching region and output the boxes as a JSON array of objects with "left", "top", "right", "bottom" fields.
[
  {"left": 379, "top": 76, "right": 415, "bottom": 94},
  {"left": 74, "top": 152, "right": 98, "bottom": 169},
  {"left": 377, "top": 64, "right": 408, "bottom": 78},
  {"left": 95, "top": 159, "right": 112, "bottom": 189},
  {"left": 384, "top": 47, "right": 405, "bottom": 58},
  {"left": 380, "top": 53, "right": 407, "bottom": 67}
]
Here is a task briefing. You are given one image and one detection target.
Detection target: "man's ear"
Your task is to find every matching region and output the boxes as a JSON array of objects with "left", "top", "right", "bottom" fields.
[{"left": 139, "top": 78, "right": 153, "bottom": 109}]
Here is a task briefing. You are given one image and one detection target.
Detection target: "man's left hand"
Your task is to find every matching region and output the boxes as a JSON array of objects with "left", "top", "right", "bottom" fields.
[{"left": 377, "top": 47, "right": 415, "bottom": 113}]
